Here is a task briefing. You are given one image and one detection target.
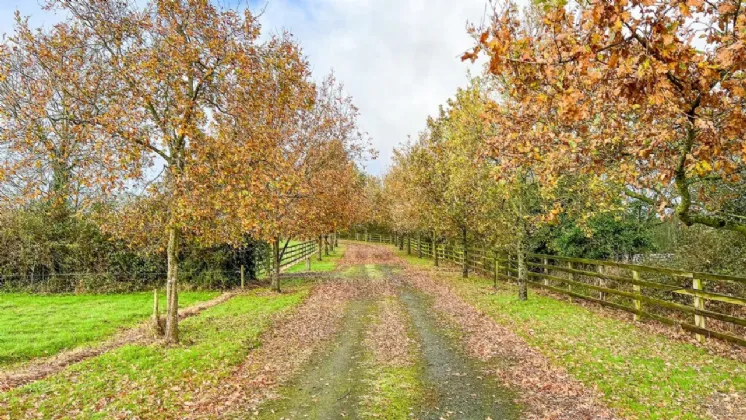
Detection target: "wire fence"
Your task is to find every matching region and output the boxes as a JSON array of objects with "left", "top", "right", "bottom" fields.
[{"left": 0, "top": 239, "right": 321, "bottom": 293}]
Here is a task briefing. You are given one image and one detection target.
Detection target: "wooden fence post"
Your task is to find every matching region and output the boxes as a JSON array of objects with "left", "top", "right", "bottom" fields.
[
  {"left": 567, "top": 261, "right": 573, "bottom": 292},
  {"left": 693, "top": 276, "right": 706, "bottom": 343},
  {"left": 632, "top": 270, "right": 642, "bottom": 321},
  {"left": 306, "top": 255, "right": 311, "bottom": 271},
  {"left": 597, "top": 264, "right": 607, "bottom": 300},
  {"left": 240, "top": 265, "right": 245, "bottom": 289},
  {"left": 494, "top": 255, "right": 500, "bottom": 289},
  {"left": 543, "top": 257, "right": 549, "bottom": 286}
]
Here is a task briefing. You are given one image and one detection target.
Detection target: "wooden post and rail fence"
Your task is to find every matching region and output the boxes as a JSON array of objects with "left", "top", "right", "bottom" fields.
[
  {"left": 343, "top": 232, "right": 746, "bottom": 347},
  {"left": 254, "top": 239, "right": 319, "bottom": 279},
  {"left": 151, "top": 238, "right": 320, "bottom": 332}
]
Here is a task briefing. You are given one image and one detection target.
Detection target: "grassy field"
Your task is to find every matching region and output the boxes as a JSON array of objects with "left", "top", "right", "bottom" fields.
[
  {"left": 0, "top": 291, "right": 218, "bottom": 368},
  {"left": 0, "top": 240, "right": 342, "bottom": 370},
  {"left": 395, "top": 248, "right": 746, "bottom": 420},
  {"left": 0, "top": 285, "right": 309, "bottom": 419}
]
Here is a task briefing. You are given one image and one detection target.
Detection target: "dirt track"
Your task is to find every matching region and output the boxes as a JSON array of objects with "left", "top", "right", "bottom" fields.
[{"left": 247, "top": 241, "right": 617, "bottom": 419}]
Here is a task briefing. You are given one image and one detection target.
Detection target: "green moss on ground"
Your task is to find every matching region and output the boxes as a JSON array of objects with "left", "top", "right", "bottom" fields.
[{"left": 361, "top": 365, "right": 422, "bottom": 419}]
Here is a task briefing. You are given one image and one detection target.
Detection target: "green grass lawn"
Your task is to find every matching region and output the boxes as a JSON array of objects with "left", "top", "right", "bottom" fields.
[
  {"left": 284, "top": 241, "right": 346, "bottom": 273},
  {"left": 0, "top": 286, "right": 309, "bottom": 419},
  {"left": 0, "top": 291, "right": 218, "bottom": 367},
  {"left": 395, "top": 249, "right": 746, "bottom": 419}
]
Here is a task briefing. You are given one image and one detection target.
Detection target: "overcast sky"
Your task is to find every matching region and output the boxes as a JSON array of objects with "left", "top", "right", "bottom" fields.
[{"left": 0, "top": 0, "right": 490, "bottom": 176}]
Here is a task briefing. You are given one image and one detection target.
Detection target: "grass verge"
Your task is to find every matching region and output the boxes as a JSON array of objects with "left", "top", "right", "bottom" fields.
[
  {"left": 396, "top": 248, "right": 746, "bottom": 419},
  {"left": 0, "top": 286, "right": 309, "bottom": 419},
  {"left": 0, "top": 291, "right": 218, "bottom": 367}
]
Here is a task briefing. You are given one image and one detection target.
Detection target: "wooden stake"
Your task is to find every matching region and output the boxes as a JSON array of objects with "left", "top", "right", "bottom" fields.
[
  {"left": 632, "top": 270, "right": 642, "bottom": 321},
  {"left": 597, "top": 264, "right": 606, "bottom": 300},
  {"left": 240, "top": 265, "right": 245, "bottom": 289},
  {"left": 693, "top": 276, "right": 706, "bottom": 343}
]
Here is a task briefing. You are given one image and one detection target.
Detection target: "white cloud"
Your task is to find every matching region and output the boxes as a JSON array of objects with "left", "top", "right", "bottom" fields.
[{"left": 253, "top": 0, "right": 489, "bottom": 175}]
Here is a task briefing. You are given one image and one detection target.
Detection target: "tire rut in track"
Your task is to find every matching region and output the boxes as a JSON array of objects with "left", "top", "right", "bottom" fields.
[
  {"left": 255, "top": 299, "right": 375, "bottom": 419},
  {"left": 400, "top": 286, "right": 519, "bottom": 419}
]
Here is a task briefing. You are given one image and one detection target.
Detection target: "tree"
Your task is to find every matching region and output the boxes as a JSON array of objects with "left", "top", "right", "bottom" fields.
[
  {"left": 0, "top": 17, "right": 139, "bottom": 277},
  {"left": 384, "top": 145, "right": 420, "bottom": 250},
  {"left": 354, "top": 175, "right": 392, "bottom": 236},
  {"left": 433, "top": 78, "right": 495, "bottom": 277},
  {"left": 248, "top": 74, "right": 369, "bottom": 292},
  {"left": 382, "top": 74, "right": 557, "bottom": 298},
  {"left": 41, "top": 0, "right": 311, "bottom": 342},
  {"left": 465, "top": 0, "right": 746, "bottom": 236},
  {"left": 402, "top": 131, "right": 450, "bottom": 266}
]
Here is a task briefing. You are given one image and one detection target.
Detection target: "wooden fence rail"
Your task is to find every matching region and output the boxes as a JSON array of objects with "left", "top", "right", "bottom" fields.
[
  {"left": 256, "top": 240, "right": 318, "bottom": 278},
  {"left": 343, "top": 233, "right": 746, "bottom": 347}
]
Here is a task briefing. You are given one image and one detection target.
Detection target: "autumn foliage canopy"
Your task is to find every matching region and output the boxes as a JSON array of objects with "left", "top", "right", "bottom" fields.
[
  {"left": 464, "top": 0, "right": 746, "bottom": 234},
  {"left": 0, "top": 0, "right": 370, "bottom": 342}
]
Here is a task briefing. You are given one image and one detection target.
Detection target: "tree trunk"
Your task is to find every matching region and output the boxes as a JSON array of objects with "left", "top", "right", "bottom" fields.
[
  {"left": 433, "top": 231, "right": 439, "bottom": 267},
  {"left": 271, "top": 237, "right": 281, "bottom": 292},
  {"left": 399, "top": 234, "right": 404, "bottom": 250},
  {"left": 49, "top": 158, "right": 72, "bottom": 222},
  {"left": 517, "top": 243, "right": 528, "bottom": 301},
  {"left": 152, "top": 288, "right": 163, "bottom": 336},
  {"left": 324, "top": 234, "right": 330, "bottom": 256},
  {"left": 334, "top": 232, "right": 339, "bottom": 247},
  {"left": 317, "top": 235, "right": 323, "bottom": 261},
  {"left": 417, "top": 231, "right": 422, "bottom": 258},
  {"left": 517, "top": 176, "right": 529, "bottom": 301},
  {"left": 165, "top": 225, "right": 180, "bottom": 343},
  {"left": 462, "top": 226, "right": 468, "bottom": 278},
  {"left": 406, "top": 234, "right": 411, "bottom": 255}
]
